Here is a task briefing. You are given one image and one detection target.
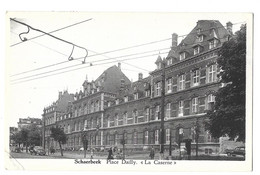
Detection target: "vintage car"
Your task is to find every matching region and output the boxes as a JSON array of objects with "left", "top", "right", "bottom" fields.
[{"left": 225, "top": 146, "right": 245, "bottom": 157}]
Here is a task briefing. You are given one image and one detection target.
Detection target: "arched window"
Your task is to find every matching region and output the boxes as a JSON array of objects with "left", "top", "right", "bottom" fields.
[{"left": 133, "top": 131, "right": 138, "bottom": 145}]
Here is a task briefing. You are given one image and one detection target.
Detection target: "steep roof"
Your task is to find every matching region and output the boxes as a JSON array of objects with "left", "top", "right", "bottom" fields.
[
  {"left": 95, "top": 65, "right": 131, "bottom": 93},
  {"left": 167, "top": 20, "right": 230, "bottom": 60}
]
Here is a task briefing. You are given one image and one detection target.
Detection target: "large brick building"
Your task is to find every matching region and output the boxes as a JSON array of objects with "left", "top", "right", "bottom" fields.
[{"left": 42, "top": 20, "right": 233, "bottom": 155}]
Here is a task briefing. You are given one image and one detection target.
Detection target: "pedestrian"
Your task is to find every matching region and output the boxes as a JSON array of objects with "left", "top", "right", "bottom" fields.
[
  {"left": 149, "top": 146, "right": 155, "bottom": 159},
  {"left": 107, "top": 147, "right": 114, "bottom": 160}
]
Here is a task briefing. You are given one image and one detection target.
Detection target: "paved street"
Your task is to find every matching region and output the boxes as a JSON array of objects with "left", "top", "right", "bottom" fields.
[{"left": 9, "top": 150, "right": 244, "bottom": 160}]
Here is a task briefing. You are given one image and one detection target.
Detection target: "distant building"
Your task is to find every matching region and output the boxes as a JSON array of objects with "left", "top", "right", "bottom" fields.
[
  {"left": 42, "top": 90, "right": 75, "bottom": 149},
  {"left": 9, "top": 127, "right": 18, "bottom": 145},
  {"left": 17, "top": 117, "right": 42, "bottom": 131},
  {"left": 42, "top": 20, "right": 234, "bottom": 155}
]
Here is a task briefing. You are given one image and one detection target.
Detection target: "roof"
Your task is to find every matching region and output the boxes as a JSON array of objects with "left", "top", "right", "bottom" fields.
[{"left": 167, "top": 20, "right": 230, "bottom": 61}]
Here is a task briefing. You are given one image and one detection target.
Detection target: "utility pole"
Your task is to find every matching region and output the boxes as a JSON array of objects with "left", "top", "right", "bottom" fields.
[{"left": 160, "top": 60, "right": 166, "bottom": 158}]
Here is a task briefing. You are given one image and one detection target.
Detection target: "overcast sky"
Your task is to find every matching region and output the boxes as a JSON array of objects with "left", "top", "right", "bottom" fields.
[{"left": 5, "top": 12, "right": 251, "bottom": 127}]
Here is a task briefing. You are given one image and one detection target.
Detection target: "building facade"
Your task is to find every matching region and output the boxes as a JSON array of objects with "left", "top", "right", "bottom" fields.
[
  {"left": 43, "top": 20, "right": 233, "bottom": 155},
  {"left": 17, "top": 117, "right": 42, "bottom": 131}
]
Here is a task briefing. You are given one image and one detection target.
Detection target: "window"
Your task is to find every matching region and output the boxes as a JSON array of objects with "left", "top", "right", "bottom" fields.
[
  {"left": 134, "top": 93, "right": 138, "bottom": 100},
  {"left": 178, "top": 100, "right": 184, "bottom": 117},
  {"left": 180, "top": 52, "right": 186, "bottom": 60},
  {"left": 90, "top": 102, "right": 94, "bottom": 113},
  {"left": 155, "top": 82, "right": 161, "bottom": 97},
  {"left": 179, "top": 74, "right": 185, "bottom": 91},
  {"left": 107, "top": 116, "right": 110, "bottom": 128},
  {"left": 157, "top": 62, "right": 162, "bottom": 69},
  {"left": 192, "top": 97, "right": 199, "bottom": 113},
  {"left": 209, "top": 39, "right": 218, "bottom": 49},
  {"left": 134, "top": 110, "right": 138, "bottom": 123},
  {"left": 95, "top": 101, "right": 99, "bottom": 112},
  {"left": 193, "top": 70, "right": 200, "bottom": 86},
  {"left": 115, "top": 99, "right": 119, "bottom": 105},
  {"left": 194, "top": 46, "right": 200, "bottom": 55},
  {"left": 74, "top": 108, "right": 78, "bottom": 117},
  {"left": 208, "top": 64, "right": 217, "bottom": 83},
  {"left": 166, "top": 78, "right": 172, "bottom": 93},
  {"left": 198, "top": 35, "right": 203, "bottom": 42},
  {"left": 124, "top": 96, "right": 128, "bottom": 102},
  {"left": 144, "top": 131, "right": 149, "bottom": 144},
  {"left": 166, "top": 103, "right": 171, "bottom": 119},
  {"left": 205, "top": 131, "right": 212, "bottom": 142},
  {"left": 123, "top": 112, "right": 128, "bottom": 125},
  {"left": 155, "top": 105, "right": 160, "bottom": 120},
  {"left": 133, "top": 132, "right": 138, "bottom": 144},
  {"left": 145, "top": 90, "right": 150, "bottom": 97},
  {"left": 115, "top": 114, "right": 118, "bottom": 126},
  {"left": 145, "top": 108, "right": 150, "bottom": 122},
  {"left": 155, "top": 130, "right": 159, "bottom": 144},
  {"left": 166, "top": 129, "right": 171, "bottom": 144},
  {"left": 107, "top": 101, "right": 111, "bottom": 107},
  {"left": 84, "top": 105, "right": 87, "bottom": 114},
  {"left": 191, "top": 127, "right": 196, "bottom": 143},
  {"left": 197, "top": 28, "right": 201, "bottom": 34},
  {"left": 167, "top": 58, "right": 172, "bottom": 65},
  {"left": 84, "top": 120, "right": 87, "bottom": 130},
  {"left": 207, "top": 94, "right": 216, "bottom": 110},
  {"left": 115, "top": 134, "right": 118, "bottom": 145}
]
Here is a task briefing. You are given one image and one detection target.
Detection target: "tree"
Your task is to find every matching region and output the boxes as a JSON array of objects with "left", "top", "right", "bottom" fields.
[
  {"left": 206, "top": 24, "right": 246, "bottom": 142},
  {"left": 50, "top": 127, "right": 67, "bottom": 156},
  {"left": 27, "top": 125, "right": 42, "bottom": 146}
]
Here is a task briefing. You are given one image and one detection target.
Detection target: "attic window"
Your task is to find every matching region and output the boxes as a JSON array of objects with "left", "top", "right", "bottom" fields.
[
  {"left": 179, "top": 52, "right": 186, "bottom": 60},
  {"left": 115, "top": 99, "right": 119, "bottom": 105},
  {"left": 209, "top": 39, "right": 218, "bottom": 49},
  {"left": 134, "top": 86, "right": 137, "bottom": 91},
  {"left": 134, "top": 93, "right": 138, "bottom": 100},
  {"left": 124, "top": 96, "right": 128, "bottom": 102},
  {"left": 167, "top": 58, "right": 172, "bottom": 65},
  {"left": 198, "top": 35, "right": 204, "bottom": 42},
  {"left": 107, "top": 101, "right": 111, "bottom": 107},
  {"left": 197, "top": 28, "right": 201, "bottom": 34}
]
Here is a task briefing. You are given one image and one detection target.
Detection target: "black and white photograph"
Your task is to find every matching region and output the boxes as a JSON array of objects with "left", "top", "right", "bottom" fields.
[{"left": 3, "top": 10, "right": 253, "bottom": 172}]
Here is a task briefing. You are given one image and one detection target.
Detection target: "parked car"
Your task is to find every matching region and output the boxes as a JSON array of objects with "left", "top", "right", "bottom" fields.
[
  {"left": 30, "top": 146, "right": 46, "bottom": 156},
  {"left": 225, "top": 146, "right": 245, "bottom": 157}
]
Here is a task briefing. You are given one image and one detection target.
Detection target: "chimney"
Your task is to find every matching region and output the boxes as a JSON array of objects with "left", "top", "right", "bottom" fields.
[
  {"left": 118, "top": 62, "right": 121, "bottom": 70},
  {"left": 85, "top": 74, "right": 88, "bottom": 82},
  {"left": 171, "top": 33, "right": 178, "bottom": 48},
  {"left": 138, "top": 73, "right": 143, "bottom": 80},
  {"left": 226, "top": 21, "right": 233, "bottom": 34},
  {"left": 58, "top": 91, "right": 62, "bottom": 99}
]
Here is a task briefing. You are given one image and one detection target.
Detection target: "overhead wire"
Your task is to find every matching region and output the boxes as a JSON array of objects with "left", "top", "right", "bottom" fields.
[
  {"left": 10, "top": 18, "right": 93, "bottom": 47},
  {"left": 11, "top": 51, "right": 169, "bottom": 85},
  {"left": 10, "top": 21, "right": 246, "bottom": 80},
  {"left": 10, "top": 18, "right": 89, "bottom": 63},
  {"left": 11, "top": 49, "right": 169, "bottom": 82}
]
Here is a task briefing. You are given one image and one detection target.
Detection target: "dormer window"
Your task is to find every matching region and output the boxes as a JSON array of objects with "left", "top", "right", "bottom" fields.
[
  {"left": 134, "top": 93, "right": 138, "bottom": 100},
  {"left": 124, "top": 96, "right": 128, "bottom": 102},
  {"left": 167, "top": 58, "right": 172, "bottom": 65},
  {"left": 197, "top": 28, "right": 201, "bottom": 34},
  {"left": 145, "top": 90, "right": 150, "bottom": 97},
  {"left": 107, "top": 101, "right": 111, "bottom": 107},
  {"left": 134, "top": 86, "right": 137, "bottom": 91},
  {"left": 97, "top": 87, "right": 100, "bottom": 92},
  {"left": 158, "top": 62, "right": 162, "bottom": 69},
  {"left": 209, "top": 39, "right": 218, "bottom": 49},
  {"left": 198, "top": 35, "right": 204, "bottom": 42},
  {"left": 193, "top": 45, "right": 203, "bottom": 55},
  {"left": 179, "top": 52, "right": 186, "bottom": 60},
  {"left": 115, "top": 99, "right": 119, "bottom": 105}
]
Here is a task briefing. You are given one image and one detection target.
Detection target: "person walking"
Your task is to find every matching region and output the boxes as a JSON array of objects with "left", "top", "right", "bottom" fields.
[
  {"left": 107, "top": 147, "right": 114, "bottom": 160},
  {"left": 149, "top": 146, "right": 155, "bottom": 159}
]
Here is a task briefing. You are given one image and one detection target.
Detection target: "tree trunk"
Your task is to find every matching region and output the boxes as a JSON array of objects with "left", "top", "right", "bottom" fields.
[
  {"left": 26, "top": 142, "right": 28, "bottom": 153},
  {"left": 59, "top": 141, "right": 63, "bottom": 156},
  {"left": 195, "top": 139, "right": 198, "bottom": 158}
]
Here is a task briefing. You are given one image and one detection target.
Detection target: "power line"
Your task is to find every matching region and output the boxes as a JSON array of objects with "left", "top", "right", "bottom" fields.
[
  {"left": 10, "top": 21, "right": 246, "bottom": 77},
  {"left": 11, "top": 52, "right": 169, "bottom": 85},
  {"left": 11, "top": 49, "right": 169, "bottom": 82},
  {"left": 10, "top": 18, "right": 93, "bottom": 47},
  {"left": 10, "top": 18, "right": 89, "bottom": 63}
]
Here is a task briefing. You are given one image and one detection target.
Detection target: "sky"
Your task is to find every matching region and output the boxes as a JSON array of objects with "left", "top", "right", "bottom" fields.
[{"left": 5, "top": 12, "right": 250, "bottom": 127}]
